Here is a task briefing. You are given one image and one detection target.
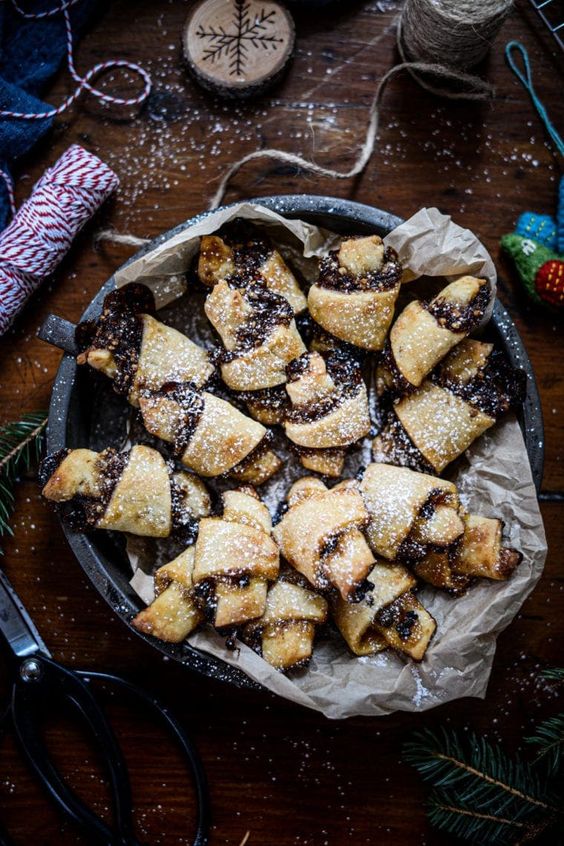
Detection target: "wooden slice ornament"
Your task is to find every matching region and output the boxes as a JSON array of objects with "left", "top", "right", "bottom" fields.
[{"left": 183, "top": 0, "right": 295, "bottom": 99}]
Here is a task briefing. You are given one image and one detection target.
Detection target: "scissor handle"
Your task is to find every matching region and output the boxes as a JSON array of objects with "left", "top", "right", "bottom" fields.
[
  {"left": 11, "top": 654, "right": 140, "bottom": 846},
  {"left": 9, "top": 655, "right": 209, "bottom": 846},
  {"left": 77, "top": 670, "right": 210, "bottom": 846}
]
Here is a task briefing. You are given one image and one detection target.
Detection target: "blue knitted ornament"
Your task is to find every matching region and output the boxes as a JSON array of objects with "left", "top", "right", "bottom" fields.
[
  {"left": 557, "top": 175, "right": 564, "bottom": 255},
  {"left": 515, "top": 212, "right": 557, "bottom": 250}
]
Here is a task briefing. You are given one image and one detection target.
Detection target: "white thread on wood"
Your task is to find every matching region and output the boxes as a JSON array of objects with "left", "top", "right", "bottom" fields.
[
  {"left": 98, "top": 0, "right": 514, "bottom": 246},
  {"left": 208, "top": 0, "right": 514, "bottom": 207}
]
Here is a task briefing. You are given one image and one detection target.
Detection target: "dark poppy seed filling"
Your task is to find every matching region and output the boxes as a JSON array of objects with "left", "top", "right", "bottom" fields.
[
  {"left": 226, "top": 428, "right": 274, "bottom": 477},
  {"left": 237, "top": 384, "right": 289, "bottom": 413},
  {"left": 376, "top": 601, "right": 418, "bottom": 642},
  {"left": 287, "top": 443, "right": 351, "bottom": 464},
  {"left": 193, "top": 580, "right": 217, "bottom": 621},
  {"left": 75, "top": 283, "right": 156, "bottom": 397},
  {"left": 348, "top": 578, "right": 375, "bottom": 605},
  {"left": 40, "top": 448, "right": 129, "bottom": 532},
  {"left": 146, "top": 382, "right": 206, "bottom": 457},
  {"left": 397, "top": 611, "right": 418, "bottom": 641},
  {"left": 219, "top": 283, "right": 294, "bottom": 361},
  {"left": 425, "top": 281, "right": 490, "bottom": 333},
  {"left": 169, "top": 471, "right": 199, "bottom": 541},
  {"left": 379, "top": 343, "right": 417, "bottom": 397},
  {"left": 219, "top": 220, "right": 273, "bottom": 281},
  {"left": 285, "top": 350, "right": 365, "bottom": 424},
  {"left": 395, "top": 488, "right": 451, "bottom": 565},
  {"left": 433, "top": 349, "right": 526, "bottom": 418},
  {"left": 38, "top": 448, "right": 69, "bottom": 489},
  {"left": 317, "top": 245, "right": 402, "bottom": 293}
]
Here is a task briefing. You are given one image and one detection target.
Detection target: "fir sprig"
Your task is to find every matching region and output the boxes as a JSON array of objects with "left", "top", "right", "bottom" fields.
[
  {"left": 526, "top": 714, "right": 564, "bottom": 776},
  {"left": 542, "top": 667, "right": 564, "bottom": 683},
  {"left": 524, "top": 668, "right": 564, "bottom": 777},
  {"left": 403, "top": 727, "right": 562, "bottom": 845},
  {"left": 427, "top": 789, "right": 548, "bottom": 845},
  {"left": 0, "top": 412, "right": 47, "bottom": 550}
]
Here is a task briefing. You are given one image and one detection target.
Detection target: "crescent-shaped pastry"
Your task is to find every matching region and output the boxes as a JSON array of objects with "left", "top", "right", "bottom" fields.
[
  {"left": 332, "top": 561, "right": 436, "bottom": 661},
  {"left": 307, "top": 235, "right": 403, "bottom": 351},
  {"left": 283, "top": 351, "right": 371, "bottom": 477},
  {"left": 132, "top": 547, "right": 204, "bottom": 642},
  {"left": 243, "top": 580, "right": 328, "bottom": 670},
  {"left": 192, "top": 487, "right": 280, "bottom": 628},
  {"left": 373, "top": 340, "right": 526, "bottom": 474},
  {"left": 138, "top": 382, "right": 281, "bottom": 484},
  {"left": 205, "top": 281, "right": 307, "bottom": 407},
  {"left": 414, "top": 513, "right": 522, "bottom": 592},
  {"left": 377, "top": 276, "right": 490, "bottom": 394},
  {"left": 198, "top": 223, "right": 307, "bottom": 314},
  {"left": 40, "top": 445, "right": 211, "bottom": 538},
  {"left": 273, "top": 477, "right": 375, "bottom": 601},
  {"left": 76, "top": 284, "right": 281, "bottom": 484},
  {"left": 76, "top": 283, "right": 214, "bottom": 406},
  {"left": 359, "top": 463, "right": 463, "bottom": 563}
]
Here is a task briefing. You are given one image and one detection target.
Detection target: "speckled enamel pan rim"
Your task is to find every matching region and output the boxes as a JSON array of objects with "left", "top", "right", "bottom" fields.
[{"left": 46, "top": 195, "right": 544, "bottom": 691}]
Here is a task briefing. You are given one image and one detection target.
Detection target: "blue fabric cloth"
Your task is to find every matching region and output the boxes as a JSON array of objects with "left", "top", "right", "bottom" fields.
[{"left": 0, "top": 0, "right": 100, "bottom": 229}]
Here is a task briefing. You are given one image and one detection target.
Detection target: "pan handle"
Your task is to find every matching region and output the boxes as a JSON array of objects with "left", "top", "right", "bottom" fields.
[{"left": 37, "top": 314, "right": 78, "bottom": 355}]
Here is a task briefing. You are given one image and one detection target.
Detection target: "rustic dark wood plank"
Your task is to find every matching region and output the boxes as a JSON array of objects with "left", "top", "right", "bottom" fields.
[{"left": 0, "top": 1, "right": 562, "bottom": 843}]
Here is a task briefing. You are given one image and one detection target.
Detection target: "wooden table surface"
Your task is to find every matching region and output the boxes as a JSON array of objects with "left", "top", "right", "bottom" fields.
[{"left": 0, "top": 1, "right": 562, "bottom": 844}]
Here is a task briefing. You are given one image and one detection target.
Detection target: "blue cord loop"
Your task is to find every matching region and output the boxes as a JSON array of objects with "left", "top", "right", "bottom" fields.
[{"left": 505, "top": 40, "right": 564, "bottom": 157}]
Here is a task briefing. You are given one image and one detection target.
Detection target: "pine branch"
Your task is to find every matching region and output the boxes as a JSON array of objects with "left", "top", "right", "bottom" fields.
[
  {"left": 542, "top": 668, "right": 564, "bottom": 683},
  {"left": 526, "top": 713, "right": 564, "bottom": 777},
  {"left": 403, "top": 728, "right": 557, "bottom": 816},
  {"left": 426, "top": 789, "right": 548, "bottom": 845},
  {"left": 0, "top": 412, "right": 47, "bottom": 551}
]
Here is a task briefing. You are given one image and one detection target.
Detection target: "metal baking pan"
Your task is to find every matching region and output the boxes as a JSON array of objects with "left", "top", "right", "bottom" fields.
[{"left": 40, "top": 195, "right": 544, "bottom": 690}]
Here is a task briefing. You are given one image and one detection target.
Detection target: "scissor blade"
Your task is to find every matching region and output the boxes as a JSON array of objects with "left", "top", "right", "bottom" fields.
[{"left": 0, "top": 569, "right": 50, "bottom": 658}]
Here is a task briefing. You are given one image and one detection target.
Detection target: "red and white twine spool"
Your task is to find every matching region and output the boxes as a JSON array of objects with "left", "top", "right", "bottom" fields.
[
  {"left": 0, "top": 1, "right": 150, "bottom": 333},
  {"left": 0, "top": 145, "right": 119, "bottom": 335}
]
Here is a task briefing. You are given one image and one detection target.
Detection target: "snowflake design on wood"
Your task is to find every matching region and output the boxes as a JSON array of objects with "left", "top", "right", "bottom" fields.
[{"left": 196, "top": 0, "right": 283, "bottom": 77}]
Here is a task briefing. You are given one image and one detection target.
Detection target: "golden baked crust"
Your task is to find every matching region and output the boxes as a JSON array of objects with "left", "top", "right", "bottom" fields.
[
  {"left": 76, "top": 284, "right": 213, "bottom": 406},
  {"left": 138, "top": 386, "right": 279, "bottom": 483},
  {"left": 243, "top": 580, "right": 328, "bottom": 670},
  {"left": 453, "top": 514, "right": 522, "bottom": 580},
  {"left": 383, "top": 276, "right": 489, "bottom": 390},
  {"left": 131, "top": 314, "right": 213, "bottom": 404},
  {"left": 394, "top": 382, "right": 494, "bottom": 473},
  {"left": 98, "top": 445, "right": 172, "bottom": 536},
  {"left": 132, "top": 547, "right": 204, "bottom": 642},
  {"left": 283, "top": 353, "right": 371, "bottom": 478},
  {"left": 205, "top": 281, "right": 307, "bottom": 393},
  {"left": 359, "top": 463, "right": 462, "bottom": 562},
  {"left": 332, "top": 560, "right": 435, "bottom": 660},
  {"left": 414, "top": 512, "right": 522, "bottom": 590},
  {"left": 373, "top": 339, "right": 524, "bottom": 475},
  {"left": 41, "top": 448, "right": 102, "bottom": 501},
  {"left": 41, "top": 445, "right": 211, "bottom": 539},
  {"left": 198, "top": 232, "right": 307, "bottom": 314},
  {"left": 273, "top": 477, "right": 374, "bottom": 600},
  {"left": 192, "top": 487, "right": 279, "bottom": 628},
  {"left": 307, "top": 236, "right": 402, "bottom": 351}
]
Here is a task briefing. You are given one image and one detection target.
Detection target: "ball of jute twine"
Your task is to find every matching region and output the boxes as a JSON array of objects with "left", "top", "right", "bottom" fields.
[
  {"left": 400, "top": 0, "right": 514, "bottom": 72},
  {"left": 97, "top": 0, "right": 513, "bottom": 247}
]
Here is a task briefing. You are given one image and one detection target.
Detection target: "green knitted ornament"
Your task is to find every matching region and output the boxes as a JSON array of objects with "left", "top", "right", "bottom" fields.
[{"left": 501, "top": 233, "right": 563, "bottom": 307}]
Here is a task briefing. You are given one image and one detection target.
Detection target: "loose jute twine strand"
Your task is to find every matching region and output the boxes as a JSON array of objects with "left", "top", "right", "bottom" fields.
[{"left": 97, "top": 0, "right": 513, "bottom": 246}]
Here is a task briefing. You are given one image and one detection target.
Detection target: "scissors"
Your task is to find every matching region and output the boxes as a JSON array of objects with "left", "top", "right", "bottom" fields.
[{"left": 0, "top": 567, "right": 210, "bottom": 846}]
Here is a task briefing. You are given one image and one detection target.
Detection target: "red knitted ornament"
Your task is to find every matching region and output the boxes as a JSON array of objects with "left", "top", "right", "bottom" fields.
[{"left": 534, "top": 259, "right": 564, "bottom": 307}]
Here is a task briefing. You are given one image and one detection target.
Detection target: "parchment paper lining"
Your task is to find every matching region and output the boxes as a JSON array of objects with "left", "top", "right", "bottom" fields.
[{"left": 119, "top": 204, "right": 545, "bottom": 719}]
